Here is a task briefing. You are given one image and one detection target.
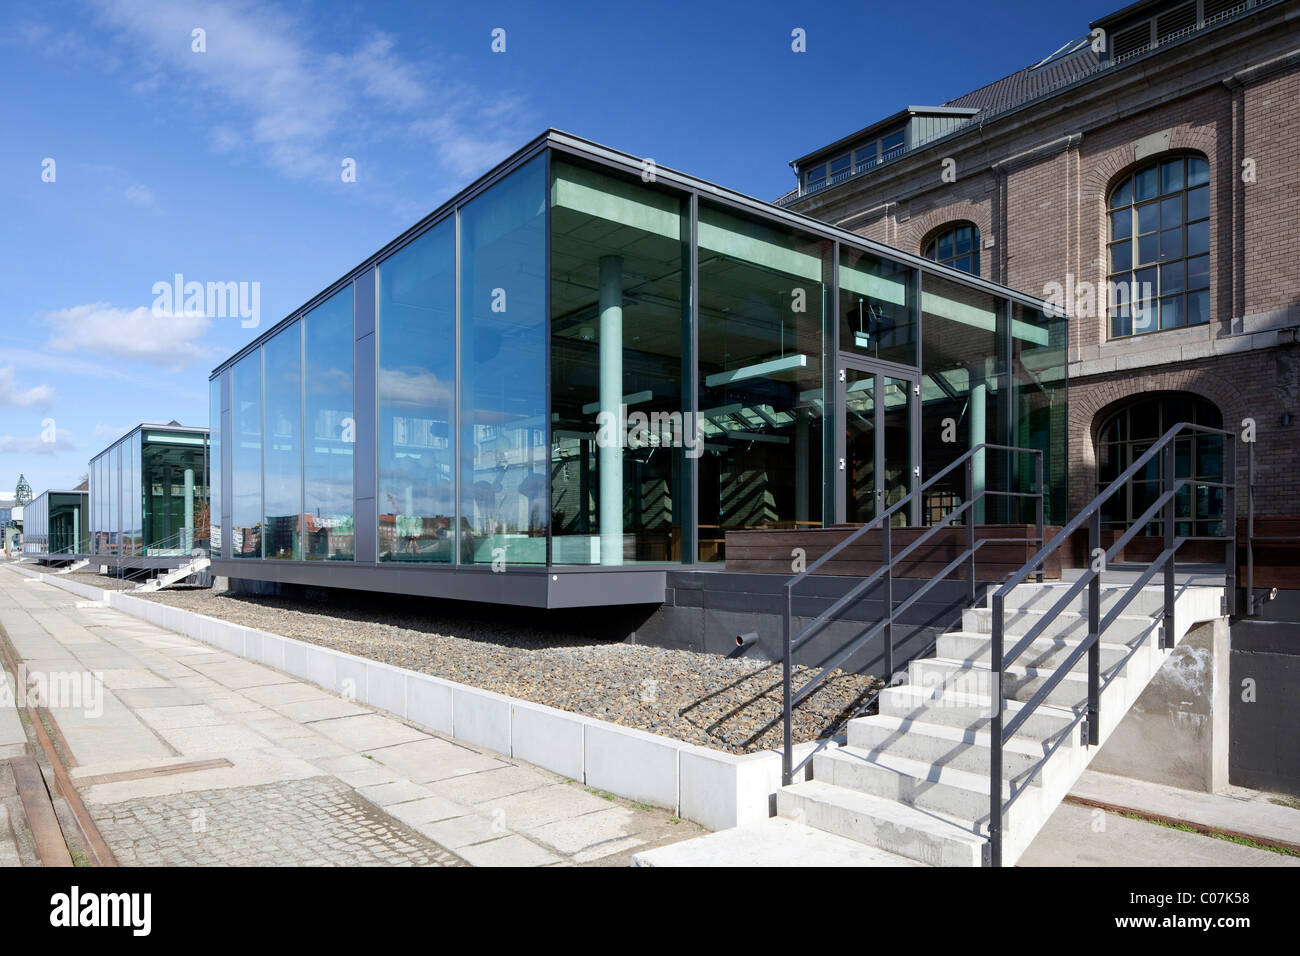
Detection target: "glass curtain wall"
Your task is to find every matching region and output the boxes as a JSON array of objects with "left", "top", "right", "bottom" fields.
[
  {"left": 696, "top": 203, "right": 828, "bottom": 561},
  {"left": 304, "top": 287, "right": 355, "bottom": 561},
  {"left": 459, "top": 155, "right": 547, "bottom": 565},
  {"left": 377, "top": 219, "right": 456, "bottom": 563},
  {"left": 549, "top": 159, "right": 689, "bottom": 565},
  {"left": 232, "top": 353, "right": 262, "bottom": 558},
  {"left": 263, "top": 323, "right": 303, "bottom": 559},
  {"left": 839, "top": 248, "right": 916, "bottom": 366},
  {"left": 210, "top": 377, "right": 222, "bottom": 556},
  {"left": 920, "top": 274, "right": 1008, "bottom": 525},
  {"left": 1011, "top": 303, "right": 1068, "bottom": 525}
]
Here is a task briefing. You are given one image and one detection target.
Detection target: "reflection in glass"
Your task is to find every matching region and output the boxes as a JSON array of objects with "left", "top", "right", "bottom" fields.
[
  {"left": 231, "top": 353, "right": 262, "bottom": 558},
  {"left": 378, "top": 220, "right": 456, "bottom": 563},
  {"left": 839, "top": 249, "right": 915, "bottom": 365},
  {"left": 304, "top": 287, "right": 355, "bottom": 560},
  {"left": 264, "top": 324, "right": 302, "bottom": 559},
  {"left": 459, "top": 155, "right": 548, "bottom": 565},
  {"left": 210, "top": 377, "right": 222, "bottom": 556}
]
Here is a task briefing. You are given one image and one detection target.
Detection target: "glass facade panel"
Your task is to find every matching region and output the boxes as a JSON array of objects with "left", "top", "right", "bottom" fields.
[
  {"left": 232, "top": 353, "right": 262, "bottom": 558},
  {"left": 263, "top": 323, "right": 303, "bottom": 559},
  {"left": 1011, "top": 303, "right": 1068, "bottom": 525},
  {"left": 920, "top": 275, "right": 1008, "bottom": 524},
  {"left": 549, "top": 160, "right": 689, "bottom": 565},
  {"left": 839, "top": 248, "right": 916, "bottom": 365},
  {"left": 458, "top": 155, "right": 547, "bottom": 566},
  {"left": 304, "top": 287, "right": 355, "bottom": 561},
  {"left": 378, "top": 220, "right": 456, "bottom": 563},
  {"left": 111, "top": 444, "right": 120, "bottom": 554},
  {"left": 210, "top": 377, "right": 222, "bottom": 555},
  {"left": 697, "top": 202, "right": 827, "bottom": 561}
]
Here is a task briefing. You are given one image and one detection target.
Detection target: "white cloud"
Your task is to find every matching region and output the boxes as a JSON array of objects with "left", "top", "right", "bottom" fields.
[
  {"left": 0, "top": 430, "right": 78, "bottom": 455},
  {"left": 0, "top": 366, "right": 55, "bottom": 409},
  {"left": 82, "top": 0, "right": 531, "bottom": 184},
  {"left": 43, "top": 302, "right": 211, "bottom": 370},
  {"left": 93, "top": 423, "right": 131, "bottom": 443},
  {"left": 124, "top": 183, "right": 155, "bottom": 205}
]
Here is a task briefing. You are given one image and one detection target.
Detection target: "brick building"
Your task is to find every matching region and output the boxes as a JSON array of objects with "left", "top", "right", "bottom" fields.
[{"left": 782, "top": 0, "right": 1300, "bottom": 554}]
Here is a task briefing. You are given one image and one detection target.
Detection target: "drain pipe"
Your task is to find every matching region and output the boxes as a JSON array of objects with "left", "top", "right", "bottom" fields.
[{"left": 735, "top": 632, "right": 759, "bottom": 650}]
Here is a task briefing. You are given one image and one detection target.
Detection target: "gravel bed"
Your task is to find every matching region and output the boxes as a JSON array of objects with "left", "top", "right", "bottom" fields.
[{"left": 119, "top": 584, "right": 880, "bottom": 754}]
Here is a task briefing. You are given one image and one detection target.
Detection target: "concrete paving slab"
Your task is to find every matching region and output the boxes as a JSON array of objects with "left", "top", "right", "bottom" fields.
[
  {"left": 98, "top": 669, "right": 172, "bottom": 690},
  {"left": 366, "top": 737, "right": 508, "bottom": 782},
  {"left": 414, "top": 813, "right": 507, "bottom": 849},
  {"left": 134, "top": 704, "right": 227, "bottom": 730},
  {"left": 310, "top": 713, "right": 430, "bottom": 752},
  {"left": 525, "top": 806, "right": 642, "bottom": 855},
  {"left": 356, "top": 780, "right": 435, "bottom": 807},
  {"left": 115, "top": 687, "right": 201, "bottom": 709},
  {"left": 478, "top": 783, "right": 614, "bottom": 832},
  {"left": 1022, "top": 802, "right": 1300, "bottom": 867},
  {"left": 1069, "top": 770, "right": 1300, "bottom": 848},
  {"left": 456, "top": 833, "right": 563, "bottom": 867},
  {"left": 154, "top": 724, "right": 273, "bottom": 755},
  {"left": 241, "top": 682, "right": 337, "bottom": 707},
  {"left": 383, "top": 794, "right": 469, "bottom": 827},
  {"left": 272, "top": 697, "right": 372, "bottom": 723},
  {"left": 425, "top": 766, "right": 554, "bottom": 806},
  {"left": 631, "top": 818, "right": 923, "bottom": 867}
]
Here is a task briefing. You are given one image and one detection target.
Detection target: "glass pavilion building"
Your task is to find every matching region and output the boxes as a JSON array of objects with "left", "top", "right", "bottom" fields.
[
  {"left": 88, "top": 423, "right": 210, "bottom": 560},
  {"left": 209, "top": 131, "right": 1067, "bottom": 607},
  {"left": 21, "top": 489, "right": 90, "bottom": 558}
]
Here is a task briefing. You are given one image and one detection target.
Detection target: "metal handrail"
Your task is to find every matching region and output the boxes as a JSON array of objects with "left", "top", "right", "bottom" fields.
[
  {"left": 781, "top": 442, "right": 1045, "bottom": 785},
  {"left": 985, "top": 422, "right": 1237, "bottom": 866}
]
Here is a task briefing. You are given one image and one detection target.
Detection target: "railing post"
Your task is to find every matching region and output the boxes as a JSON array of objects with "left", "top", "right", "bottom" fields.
[
  {"left": 989, "top": 591, "right": 1005, "bottom": 867},
  {"left": 1034, "top": 452, "right": 1045, "bottom": 584},
  {"left": 782, "top": 585, "right": 793, "bottom": 787},
  {"left": 1087, "top": 509, "right": 1101, "bottom": 746},
  {"left": 1225, "top": 435, "right": 1237, "bottom": 618},
  {"left": 883, "top": 520, "right": 894, "bottom": 681},
  {"left": 965, "top": 460, "right": 976, "bottom": 604},
  {"left": 1162, "top": 443, "right": 1176, "bottom": 649}
]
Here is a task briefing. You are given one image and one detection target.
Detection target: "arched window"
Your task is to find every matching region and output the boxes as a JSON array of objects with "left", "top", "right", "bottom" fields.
[
  {"left": 924, "top": 223, "right": 979, "bottom": 275},
  {"left": 1108, "top": 154, "right": 1210, "bottom": 338},
  {"left": 1096, "top": 393, "right": 1223, "bottom": 537}
]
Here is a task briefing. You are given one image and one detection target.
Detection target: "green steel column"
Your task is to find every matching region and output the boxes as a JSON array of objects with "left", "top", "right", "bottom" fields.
[
  {"left": 970, "top": 364, "right": 986, "bottom": 525},
  {"left": 599, "top": 255, "right": 624, "bottom": 566},
  {"left": 184, "top": 468, "right": 195, "bottom": 552}
]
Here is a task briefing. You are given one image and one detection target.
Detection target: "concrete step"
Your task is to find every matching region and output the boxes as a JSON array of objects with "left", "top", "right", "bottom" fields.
[
  {"left": 630, "top": 816, "right": 925, "bottom": 867},
  {"left": 963, "top": 607, "right": 1161, "bottom": 645},
  {"left": 938, "top": 630, "right": 1140, "bottom": 673},
  {"left": 877, "top": 684, "right": 1080, "bottom": 742},
  {"left": 991, "top": 583, "right": 1173, "bottom": 616},
  {"left": 845, "top": 713, "right": 1075, "bottom": 783},
  {"left": 813, "top": 746, "right": 1044, "bottom": 826},
  {"left": 777, "top": 779, "right": 984, "bottom": 867},
  {"left": 909, "top": 657, "right": 1127, "bottom": 710}
]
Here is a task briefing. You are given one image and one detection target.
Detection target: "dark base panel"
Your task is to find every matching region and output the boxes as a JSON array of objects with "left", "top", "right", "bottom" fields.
[
  {"left": 211, "top": 558, "right": 666, "bottom": 609},
  {"left": 1229, "top": 589, "right": 1300, "bottom": 797}
]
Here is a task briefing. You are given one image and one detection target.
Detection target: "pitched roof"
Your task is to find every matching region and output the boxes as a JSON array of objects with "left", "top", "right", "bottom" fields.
[{"left": 941, "top": 38, "right": 1101, "bottom": 114}]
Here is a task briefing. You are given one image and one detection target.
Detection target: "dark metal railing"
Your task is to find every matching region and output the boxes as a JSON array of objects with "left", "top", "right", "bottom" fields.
[
  {"left": 781, "top": 442, "right": 1045, "bottom": 786},
  {"left": 985, "top": 422, "right": 1237, "bottom": 866}
]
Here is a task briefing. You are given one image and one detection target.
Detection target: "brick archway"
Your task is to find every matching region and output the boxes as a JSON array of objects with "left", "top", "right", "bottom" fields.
[
  {"left": 904, "top": 207, "right": 993, "bottom": 280},
  {"left": 1067, "top": 367, "right": 1244, "bottom": 514}
]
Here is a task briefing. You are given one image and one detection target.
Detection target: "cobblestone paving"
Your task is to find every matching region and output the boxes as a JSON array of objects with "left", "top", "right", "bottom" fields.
[{"left": 90, "top": 777, "right": 466, "bottom": 867}]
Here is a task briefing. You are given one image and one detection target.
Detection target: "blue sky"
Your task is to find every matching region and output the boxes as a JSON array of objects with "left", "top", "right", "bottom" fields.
[{"left": 0, "top": 0, "right": 1098, "bottom": 497}]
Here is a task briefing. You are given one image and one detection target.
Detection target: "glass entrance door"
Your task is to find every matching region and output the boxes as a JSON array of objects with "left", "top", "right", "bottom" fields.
[{"left": 838, "top": 360, "right": 917, "bottom": 526}]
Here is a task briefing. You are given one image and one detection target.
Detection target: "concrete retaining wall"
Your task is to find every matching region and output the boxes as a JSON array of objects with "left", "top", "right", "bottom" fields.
[
  {"left": 3, "top": 565, "right": 819, "bottom": 829},
  {"left": 1091, "top": 618, "right": 1230, "bottom": 792}
]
